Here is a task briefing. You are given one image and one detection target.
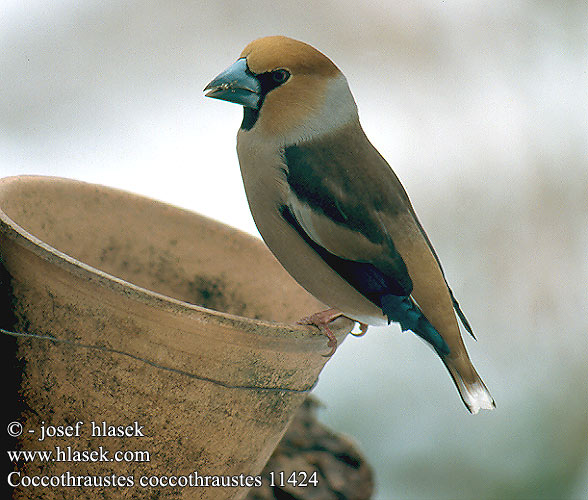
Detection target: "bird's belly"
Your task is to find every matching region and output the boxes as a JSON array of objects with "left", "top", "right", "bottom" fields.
[
  {"left": 251, "top": 199, "right": 387, "bottom": 326},
  {"left": 237, "top": 130, "right": 387, "bottom": 325}
]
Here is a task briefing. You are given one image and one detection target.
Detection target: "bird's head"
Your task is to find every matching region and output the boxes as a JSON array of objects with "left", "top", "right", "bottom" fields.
[{"left": 204, "top": 36, "right": 358, "bottom": 141}]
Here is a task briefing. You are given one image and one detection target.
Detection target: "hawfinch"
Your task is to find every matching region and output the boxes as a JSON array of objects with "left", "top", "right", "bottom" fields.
[{"left": 204, "top": 36, "right": 495, "bottom": 414}]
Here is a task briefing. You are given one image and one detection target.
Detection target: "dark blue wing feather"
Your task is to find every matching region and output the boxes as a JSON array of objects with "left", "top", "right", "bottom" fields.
[
  {"left": 280, "top": 205, "right": 450, "bottom": 355},
  {"left": 380, "top": 295, "right": 450, "bottom": 355}
]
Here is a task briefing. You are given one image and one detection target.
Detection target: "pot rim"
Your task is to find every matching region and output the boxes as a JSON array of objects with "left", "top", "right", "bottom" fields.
[{"left": 0, "top": 175, "right": 352, "bottom": 342}]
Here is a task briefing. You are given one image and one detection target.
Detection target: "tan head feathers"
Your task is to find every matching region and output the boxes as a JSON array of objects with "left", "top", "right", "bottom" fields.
[{"left": 240, "top": 36, "right": 340, "bottom": 77}]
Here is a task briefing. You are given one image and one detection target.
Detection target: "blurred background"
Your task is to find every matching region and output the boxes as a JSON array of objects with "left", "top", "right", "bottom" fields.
[{"left": 2, "top": 0, "right": 587, "bottom": 498}]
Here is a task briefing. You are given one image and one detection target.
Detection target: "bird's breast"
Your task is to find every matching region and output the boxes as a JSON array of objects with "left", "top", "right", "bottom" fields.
[
  {"left": 235, "top": 128, "right": 387, "bottom": 325},
  {"left": 236, "top": 129, "right": 290, "bottom": 216}
]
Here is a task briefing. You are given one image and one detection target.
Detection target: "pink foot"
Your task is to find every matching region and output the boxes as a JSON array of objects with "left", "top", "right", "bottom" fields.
[{"left": 297, "top": 308, "right": 344, "bottom": 357}]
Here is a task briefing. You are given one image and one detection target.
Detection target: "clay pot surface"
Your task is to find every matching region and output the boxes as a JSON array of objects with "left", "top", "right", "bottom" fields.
[{"left": 0, "top": 175, "right": 352, "bottom": 500}]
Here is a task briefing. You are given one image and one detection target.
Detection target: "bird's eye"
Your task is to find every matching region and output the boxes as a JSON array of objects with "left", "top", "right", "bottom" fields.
[{"left": 272, "top": 69, "right": 290, "bottom": 84}]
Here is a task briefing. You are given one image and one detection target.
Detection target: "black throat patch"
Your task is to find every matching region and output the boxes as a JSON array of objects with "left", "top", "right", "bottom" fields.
[{"left": 241, "top": 108, "right": 259, "bottom": 131}]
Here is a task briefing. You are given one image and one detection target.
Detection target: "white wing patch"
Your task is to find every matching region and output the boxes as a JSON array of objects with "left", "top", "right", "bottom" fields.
[
  {"left": 285, "top": 189, "right": 387, "bottom": 263},
  {"left": 287, "top": 192, "right": 328, "bottom": 248}
]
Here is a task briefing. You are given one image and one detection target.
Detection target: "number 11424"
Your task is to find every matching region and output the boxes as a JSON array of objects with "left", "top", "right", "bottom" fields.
[{"left": 268, "top": 471, "right": 318, "bottom": 487}]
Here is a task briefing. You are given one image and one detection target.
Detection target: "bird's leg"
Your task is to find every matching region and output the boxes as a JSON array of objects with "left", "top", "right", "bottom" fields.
[
  {"left": 350, "top": 322, "right": 369, "bottom": 337},
  {"left": 297, "top": 308, "right": 345, "bottom": 357}
]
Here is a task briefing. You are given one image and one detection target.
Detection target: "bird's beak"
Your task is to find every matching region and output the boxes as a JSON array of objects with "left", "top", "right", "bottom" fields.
[{"left": 204, "top": 58, "right": 261, "bottom": 109}]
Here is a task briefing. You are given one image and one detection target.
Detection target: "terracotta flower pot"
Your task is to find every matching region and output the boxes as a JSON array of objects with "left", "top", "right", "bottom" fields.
[{"left": 0, "top": 175, "right": 352, "bottom": 500}]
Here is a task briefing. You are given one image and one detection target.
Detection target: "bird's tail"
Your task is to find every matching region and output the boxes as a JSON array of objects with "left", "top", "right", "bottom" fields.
[
  {"left": 442, "top": 356, "right": 495, "bottom": 414},
  {"left": 380, "top": 294, "right": 495, "bottom": 413}
]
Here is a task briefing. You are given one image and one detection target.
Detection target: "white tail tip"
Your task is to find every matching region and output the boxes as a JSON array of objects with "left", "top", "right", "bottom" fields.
[
  {"left": 461, "top": 380, "right": 496, "bottom": 414},
  {"left": 444, "top": 359, "right": 496, "bottom": 414}
]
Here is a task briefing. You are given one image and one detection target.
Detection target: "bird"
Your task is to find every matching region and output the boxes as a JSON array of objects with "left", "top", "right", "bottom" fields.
[{"left": 204, "top": 36, "right": 495, "bottom": 414}]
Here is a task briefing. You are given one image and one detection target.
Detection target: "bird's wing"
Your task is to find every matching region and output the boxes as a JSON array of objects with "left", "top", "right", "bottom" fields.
[
  {"left": 406, "top": 210, "right": 475, "bottom": 337},
  {"left": 280, "top": 126, "right": 459, "bottom": 353},
  {"left": 282, "top": 128, "right": 415, "bottom": 293}
]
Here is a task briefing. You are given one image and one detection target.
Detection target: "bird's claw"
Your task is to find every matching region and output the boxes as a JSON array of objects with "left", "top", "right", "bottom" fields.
[
  {"left": 297, "top": 308, "right": 344, "bottom": 357},
  {"left": 350, "top": 322, "right": 369, "bottom": 337}
]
